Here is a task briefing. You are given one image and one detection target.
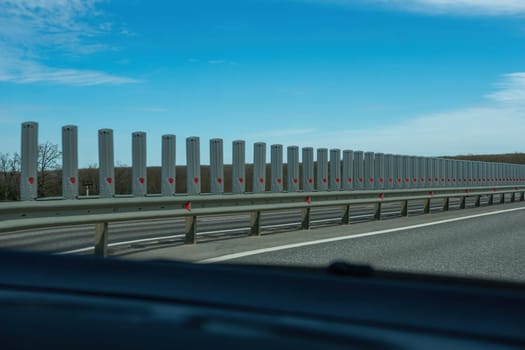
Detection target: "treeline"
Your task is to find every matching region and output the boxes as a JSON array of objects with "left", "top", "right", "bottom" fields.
[{"left": 447, "top": 153, "right": 525, "bottom": 165}]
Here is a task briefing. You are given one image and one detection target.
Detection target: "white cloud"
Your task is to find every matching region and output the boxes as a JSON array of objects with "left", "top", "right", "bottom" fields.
[
  {"left": 265, "top": 72, "right": 525, "bottom": 156},
  {"left": 309, "top": 107, "right": 524, "bottom": 156},
  {"left": 252, "top": 128, "right": 318, "bottom": 138},
  {"left": 387, "top": 0, "right": 525, "bottom": 15},
  {"left": 0, "top": 0, "right": 139, "bottom": 86},
  {"left": 303, "top": 0, "right": 525, "bottom": 15},
  {"left": 129, "top": 107, "right": 169, "bottom": 113},
  {"left": 487, "top": 72, "right": 525, "bottom": 104}
]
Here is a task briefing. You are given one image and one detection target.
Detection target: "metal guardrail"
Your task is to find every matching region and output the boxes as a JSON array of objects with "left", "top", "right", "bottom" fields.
[{"left": 1, "top": 186, "right": 523, "bottom": 257}]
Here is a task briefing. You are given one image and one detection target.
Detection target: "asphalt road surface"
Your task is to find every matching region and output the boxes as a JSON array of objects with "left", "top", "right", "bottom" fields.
[
  {"left": 124, "top": 197, "right": 525, "bottom": 283},
  {"left": 229, "top": 204, "right": 525, "bottom": 282}
]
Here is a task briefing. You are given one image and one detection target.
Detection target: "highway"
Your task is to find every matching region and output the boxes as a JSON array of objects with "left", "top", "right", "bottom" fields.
[
  {"left": 228, "top": 205, "right": 525, "bottom": 282},
  {"left": 2, "top": 192, "right": 524, "bottom": 285},
  {"left": 122, "top": 195, "right": 525, "bottom": 283},
  {"left": 0, "top": 194, "right": 503, "bottom": 255}
]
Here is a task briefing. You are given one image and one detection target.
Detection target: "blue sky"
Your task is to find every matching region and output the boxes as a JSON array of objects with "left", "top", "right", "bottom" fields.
[{"left": 1, "top": 0, "right": 525, "bottom": 166}]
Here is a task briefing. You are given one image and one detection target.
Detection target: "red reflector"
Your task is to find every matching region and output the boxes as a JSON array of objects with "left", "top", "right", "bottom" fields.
[
  {"left": 335, "top": 178, "right": 340, "bottom": 183},
  {"left": 379, "top": 193, "right": 384, "bottom": 200},
  {"left": 277, "top": 178, "right": 282, "bottom": 184},
  {"left": 322, "top": 178, "right": 327, "bottom": 183},
  {"left": 184, "top": 202, "right": 191, "bottom": 211},
  {"left": 305, "top": 196, "right": 311, "bottom": 204},
  {"left": 239, "top": 177, "right": 244, "bottom": 183},
  {"left": 106, "top": 177, "right": 113, "bottom": 184},
  {"left": 347, "top": 178, "right": 353, "bottom": 183},
  {"left": 193, "top": 177, "right": 199, "bottom": 184},
  {"left": 139, "top": 177, "right": 145, "bottom": 184},
  {"left": 217, "top": 178, "right": 222, "bottom": 184},
  {"left": 308, "top": 178, "right": 313, "bottom": 184},
  {"left": 259, "top": 177, "right": 264, "bottom": 183},
  {"left": 293, "top": 178, "right": 298, "bottom": 184},
  {"left": 69, "top": 177, "right": 76, "bottom": 184},
  {"left": 28, "top": 177, "right": 35, "bottom": 185},
  {"left": 168, "top": 177, "right": 174, "bottom": 184}
]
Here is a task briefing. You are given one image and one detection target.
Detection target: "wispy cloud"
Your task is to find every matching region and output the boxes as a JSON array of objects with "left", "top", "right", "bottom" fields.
[
  {"left": 302, "top": 0, "right": 525, "bottom": 16},
  {"left": 486, "top": 72, "right": 525, "bottom": 104},
  {"left": 0, "top": 0, "right": 139, "bottom": 86},
  {"left": 383, "top": 0, "right": 525, "bottom": 16},
  {"left": 252, "top": 128, "right": 318, "bottom": 138},
  {"left": 267, "top": 72, "right": 525, "bottom": 155},
  {"left": 129, "top": 107, "right": 169, "bottom": 113},
  {"left": 188, "top": 58, "right": 236, "bottom": 65}
]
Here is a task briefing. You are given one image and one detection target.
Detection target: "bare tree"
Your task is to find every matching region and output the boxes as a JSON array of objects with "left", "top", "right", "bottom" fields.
[
  {"left": 0, "top": 152, "right": 21, "bottom": 200},
  {"left": 38, "top": 141, "right": 62, "bottom": 197},
  {"left": 0, "top": 153, "right": 9, "bottom": 200}
]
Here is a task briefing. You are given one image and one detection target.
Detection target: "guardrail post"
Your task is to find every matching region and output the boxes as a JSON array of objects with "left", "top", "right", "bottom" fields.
[
  {"left": 253, "top": 142, "right": 266, "bottom": 193},
  {"left": 443, "top": 197, "right": 450, "bottom": 211},
  {"left": 287, "top": 146, "right": 300, "bottom": 192},
  {"left": 98, "top": 129, "right": 115, "bottom": 198},
  {"left": 94, "top": 222, "right": 109, "bottom": 257},
  {"left": 271, "top": 144, "right": 283, "bottom": 193},
  {"left": 186, "top": 137, "right": 201, "bottom": 195},
  {"left": 232, "top": 140, "right": 246, "bottom": 194},
  {"left": 20, "top": 122, "right": 39, "bottom": 201},
  {"left": 341, "top": 204, "right": 350, "bottom": 225},
  {"left": 488, "top": 193, "right": 494, "bottom": 205},
  {"left": 132, "top": 132, "right": 147, "bottom": 197},
  {"left": 400, "top": 200, "right": 408, "bottom": 216},
  {"left": 423, "top": 198, "right": 430, "bottom": 214},
  {"left": 302, "top": 147, "right": 314, "bottom": 192},
  {"left": 62, "top": 125, "right": 78, "bottom": 199},
  {"left": 342, "top": 150, "right": 354, "bottom": 191},
  {"left": 250, "top": 211, "right": 261, "bottom": 236},
  {"left": 210, "top": 138, "right": 224, "bottom": 194},
  {"left": 161, "top": 134, "right": 176, "bottom": 196},
  {"left": 475, "top": 195, "right": 481, "bottom": 207},
  {"left": 301, "top": 207, "right": 311, "bottom": 230},
  {"left": 500, "top": 193, "right": 505, "bottom": 204},
  {"left": 460, "top": 196, "right": 466, "bottom": 209},
  {"left": 510, "top": 192, "right": 516, "bottom": 203},
  {"left": 329, "top": 149, "right": 341, "bottom": 191},
  {"left": 185, "top": 216, "right": 197, "bottom": 244},
  {"left": 374, "top": 202, "right": 382, "bottom": 220},
  {"left": 520, "top": 191, "right": 524, "bottom": 202},
  {"left": 317, "top": 148, "right": 329, "bottom": 191}
]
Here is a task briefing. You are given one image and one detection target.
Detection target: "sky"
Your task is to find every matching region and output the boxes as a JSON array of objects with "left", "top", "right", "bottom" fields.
[{"left": 0, "top": 0, "right": 524, "bottom": 166}]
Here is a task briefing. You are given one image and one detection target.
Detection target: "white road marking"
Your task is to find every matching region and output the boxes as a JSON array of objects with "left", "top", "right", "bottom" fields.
[{"left": 199, "top": 206, "right": 525, "bottom": 263}]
